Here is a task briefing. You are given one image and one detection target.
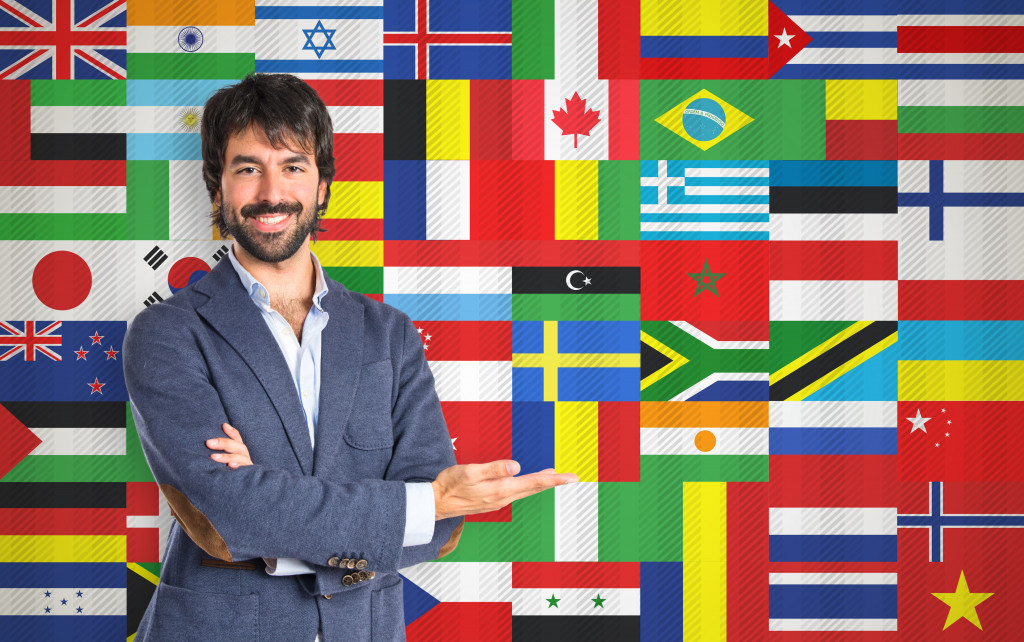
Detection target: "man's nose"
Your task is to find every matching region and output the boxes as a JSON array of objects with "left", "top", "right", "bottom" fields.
[{"left": 256, "top": 170, "right": 287, "bottom": 204}]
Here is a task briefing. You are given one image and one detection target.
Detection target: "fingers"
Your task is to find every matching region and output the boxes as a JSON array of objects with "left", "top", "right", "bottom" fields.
[
  {"left": 210, "top": 452, "right": 250, "bottom": 468},
  {"left": 206, "top": 423, "right": 253, "bottom": 468}
]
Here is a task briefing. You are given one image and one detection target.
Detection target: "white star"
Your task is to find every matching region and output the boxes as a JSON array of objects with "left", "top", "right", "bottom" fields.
[
  {"left": 583, "top": 277, "right": 592, "bottom": 286},
  {"left": 946, "top": 432, "right": 950, "bottom": 437},
  {"left": 935, "top": 442, "right": 940, "bottom": 447},
  {"left": 907, "top": 409, "right": 931, "bottom": 434},
  {"left": 425, "top": 334, "right": 432, "bottom": 341},
  {"left": 451, "top": 437, "right": 457, "bottom": 450},
  {"left": 775, "top": 28, "right": 796, "bottom": 48},
  {"left": 417, "top": 327, "right": 424, "bottom": 334}
]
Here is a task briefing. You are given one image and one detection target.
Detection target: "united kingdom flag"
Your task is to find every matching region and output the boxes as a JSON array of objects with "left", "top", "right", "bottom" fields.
[
  {"left": 0, "top": 0, "right": 126, "bottom": 80},
  {"left": 0, "top": 321, "right": 62, "bottom": 361}
]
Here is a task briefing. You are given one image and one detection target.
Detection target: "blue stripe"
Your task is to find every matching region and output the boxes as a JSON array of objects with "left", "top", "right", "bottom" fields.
[
  {"left": 641, "top": 231, "right": 770, "bottom": 241},
  {"left": 769, "top": 535, "right": 897, "bottom": 562},
  {"left": 0, "top": 616, "right": 126, "bottom": 639},
  {"left": 898, "top": 192, "right": 1024, "bottom": 207},
  {"left": 772, "top": 1, "right": 895, "bottom": 14},
  {"left": 769, "top": 161, "right": 897, "bottom": 187},
  {"left": 559, "top": 368, "right": 640, "bottom": 401},
  {"left": 427, "top": 45, "right": 511, "bottom": 80},
  {"left": 382, "top": 294, "right": 511, "bottom": 321},
  {"left": 383, "top": 160, "right": 426, "bottom": 240},
  {"left": 640, "top": 160, "right": 659, "bottom": 177},
  {"left": 804, "top": 31, "right": 896, "bottom": 48},
  {"left": 899, "top": 513, "right": 1024, "bottom": 528},
  {"left": 769, "top": 585, "right": 897, "bottom": 619},
  {"left": 255, "top": 59, "right": 383, "bottom": 73},
  {"left": 682, "top": 176, "right": 770, "bottom": 187},
  {"left": 687, "top": 380, "right": 769, "bottom": 401},
  {"left": 255, "top": 6, "right": 383, "bottom": 19},
  {"left": 513, "top": 402, "right": 555, "bottom": 473},
  {"left": 898, "top": 321, "right": 1024, "bottom": 360},
  {"left": 640, "top": 36, "right": 766, "bottom": 59},
  {"left": 769, "top": 427, "right": 897, "bottom": 455},
  {"left": 900, "top": 0, "right": 1024, "bottom": 13},
  {"left": 640, "top": 213, "right": 769, "bottom": 223},
  {"left": 0, "top": 564, "right": 124, "bottom": 589},
  {"left": 666, "top": 189, "right": 769, "bottom": 205},
  {"left": 641, "top": 563, "right": 683, "bottom": 641},
  {"left": 127, "top": 79, "right": 232, "bottom": 106},
  {"left": 774, "top": 63, "right": 1024, "bottom": 79},
  {"left": 557, "top": 321, "right": 640, "bottom": 354},
  {"left": 665, "top": 160, "right": 769, "bottom": 175},
  {"left": 127, "top": 133, "right": 200, "bottom": 161}
]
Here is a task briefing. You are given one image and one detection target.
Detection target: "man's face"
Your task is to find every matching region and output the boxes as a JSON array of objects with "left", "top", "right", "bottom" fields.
[{"left": 217, "top": 127, "right": 327, "bottom": 264}]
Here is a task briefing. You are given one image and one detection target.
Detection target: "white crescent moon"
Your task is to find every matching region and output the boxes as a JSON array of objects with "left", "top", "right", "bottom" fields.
[{"left": 566, "top": 270, "right": 586, "bottom": 291}]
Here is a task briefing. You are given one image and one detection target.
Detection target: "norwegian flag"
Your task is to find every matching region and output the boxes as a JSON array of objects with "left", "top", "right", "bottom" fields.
[
  {"left": 0, "top": 0, "right": 127, "bottom": 80},
  {"left": 0, "top": 320, "right": 62, "bottom": 361}
]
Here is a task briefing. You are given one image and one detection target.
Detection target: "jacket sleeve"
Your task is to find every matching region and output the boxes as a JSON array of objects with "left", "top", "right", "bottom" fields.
[{"left": 123, "top": 302, "right": 457, "bottom": 583}]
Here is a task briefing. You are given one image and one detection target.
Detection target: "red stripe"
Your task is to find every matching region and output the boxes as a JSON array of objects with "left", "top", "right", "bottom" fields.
[
  {"left": 0, "top": 0, "right": 43, "bottom": 27},
  {"left": 333, "top": 133, "right": 382, "bottom": 181},
  {"left": 511, "top": 562, "right": 641, "bottom": 588},
  {"left": 726, "top": 481, "right": 770, "bottom": 640},
  {"left": 598, "top": 0, "right": 640, "bottom": 79},
  {"left": 767, "top": 561, "right": 896, "bottom": 574},
  {"left": 128, "top": 527, "right": 160, "bottom": 563},
  {"left": 769, "top": 240, "right": 897, "bottom": 281},
  {"left": 640, "top": 57, "right": 766, "bottom": 80},
  {"left": 899, "top": 280, "right": 1024, "bottom": 320},
  {"left": 770, "top": 455, "right": 897, "bottom": 507},
  {"left": 416, "top": 321, "right": 513, "bottom": 361},
  {"left": 898, "top": 25, "right": 1024, "bottom": 53},
  {"left": 0, "top": 49, "right": 47, "bottom": 80},
  {"left": 383, "top": 33, "right": 511, "bottom": 44},
  {"left": 406, "top": 602, "right": 511, "bottom": 641},
  {"left": 318, "top": 218, "right": 382, "bottom": 241},
  {"left": 470, "top": 81, "right": 545, "bottom": 160},
  {"left": 0, "top": 161, "right": 125, "bottom": 186},
  {"left": 127, "top": 481, "right": 158, "bottom": 515},
  {"left": 384, "top": 240, "right": 641, "bottom": 266},
  {"left": 307, "top": 79, "right": 382, "bottom": 106},
  {"left": 597, "top": 402, "right": 640, "bottom": 482},
  {"left": 608, "top": 79, "right": 639, "bottom": 160},
  {"left": 826, "top": 120, "right": 897, "bottom": 160},
  {"left": 898, "top": 133, "right": 1024, "bottom": 160},
  {"left": 469, "top": 160, "right": 554, "bottom": 240},
  {"left": 0, "top": 507, "right": 125, "bottom": 535}
]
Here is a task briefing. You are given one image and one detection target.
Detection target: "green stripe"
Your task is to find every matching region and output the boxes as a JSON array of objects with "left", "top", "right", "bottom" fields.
[
  {"left": 323, "top": 266, "right": 382, "bottom": 295},
  {"left": 511, "top": 0, "right": 554, "bottom": 79},
  {"left": 31, "top": 80, "right": 125, "bottom": 106},
  {"left": 897, "top": 105, "right": 1024, "bottom": 134},
  {"left": 127, "top": 53, "right": 255, "bottom": 80},
  {"left": 511, "top": 294, "right": 639, "bottom": 321},
  {"left": 0, "top": 213, "right": 127, "bottom": 240},
  {"left": 435, "top": 490, "right": 554, "bottom": 561},
  {"left": 127, "top": 161, "right": 169, "bottom": 240},
  {"left": 639, "top": 79, "right": 826, "bottom": 160},
  {"left": 768, "top": 320, "right": 856, "bottom": 372},
  {"left": 598, "top": 161, "right": 641, "bottom": 241}
]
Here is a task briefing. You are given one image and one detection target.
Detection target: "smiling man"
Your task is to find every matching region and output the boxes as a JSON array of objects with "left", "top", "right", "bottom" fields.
[{"left": 123, "top": 74, "right": 577, "bottom": 642}]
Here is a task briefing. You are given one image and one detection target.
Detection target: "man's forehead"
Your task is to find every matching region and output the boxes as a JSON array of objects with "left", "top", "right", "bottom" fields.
[{"left": 225, "top": 125, "right": 314, "bottom": 158}]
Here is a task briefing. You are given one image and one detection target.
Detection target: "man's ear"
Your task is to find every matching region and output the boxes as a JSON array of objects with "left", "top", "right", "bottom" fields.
[{"left": 318, "top": 179, "right": 328, "bottom": 210}]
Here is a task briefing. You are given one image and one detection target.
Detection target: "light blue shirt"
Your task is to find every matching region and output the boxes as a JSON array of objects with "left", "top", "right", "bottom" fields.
[{"left": 227, "top": 245, "right": 435, "bottom": 576}]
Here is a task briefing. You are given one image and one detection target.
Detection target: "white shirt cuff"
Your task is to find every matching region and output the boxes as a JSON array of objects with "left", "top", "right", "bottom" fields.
[{"left": 263, "top": 556, "right": 316, "bottom": 576}]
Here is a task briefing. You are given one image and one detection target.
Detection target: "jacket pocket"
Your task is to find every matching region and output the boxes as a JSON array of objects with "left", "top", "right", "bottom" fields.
[
  {"left": 370, "top": 574, "right": 404, "bottom": 642},
  {"left": 344, "top": 360, "right": 395, "bottom": 450},
  {"left": 144, "top": 580, "right": 258, "bottom": 641}
]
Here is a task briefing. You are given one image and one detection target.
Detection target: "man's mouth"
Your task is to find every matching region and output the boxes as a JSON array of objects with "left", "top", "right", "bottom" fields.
[{"left": 248, "top": 213, "right": 292, "bottom": 232}]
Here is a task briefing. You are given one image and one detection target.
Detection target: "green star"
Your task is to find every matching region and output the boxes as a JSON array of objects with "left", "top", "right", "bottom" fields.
[
  {"left": 546, "top": 594, "right": 560, "bottom": 608},
  {"left": 687, "top": 259, "right": 726, "bottom": 297},
  {"left": 592, "top": 593, "right": 606, "bottom": 608}
]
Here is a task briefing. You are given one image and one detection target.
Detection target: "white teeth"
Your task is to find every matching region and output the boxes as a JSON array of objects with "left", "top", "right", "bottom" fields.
[{"left": 255, "top": 214, "right": 288, "bottom": 225}]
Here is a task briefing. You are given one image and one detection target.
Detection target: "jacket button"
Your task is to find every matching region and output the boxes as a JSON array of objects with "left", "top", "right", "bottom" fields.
[
  {"left": 346, "top": 558, "right": 356, "bottom": 569},
  {"left": 368, "top": 571, "right": 375, "bottom": 580},
  {"left": 327, "top": 556, "right": 341, "bottom": 567},
  {"left": 358, "top": 571, "right": 368, "bottom": 582},
  {"left": 355, "top": 559, "right": 368, "bottom": 570},
  {"left": 323, "top": 594, "right": 332, "bottom": 599},
  {"left": 342, "top": 575, "right": 354, "bottom": 586}
]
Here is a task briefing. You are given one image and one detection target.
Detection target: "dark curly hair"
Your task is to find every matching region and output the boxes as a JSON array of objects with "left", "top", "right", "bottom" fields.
[{"left": 201, "top": 73, "right": 335, "bottom": 240}]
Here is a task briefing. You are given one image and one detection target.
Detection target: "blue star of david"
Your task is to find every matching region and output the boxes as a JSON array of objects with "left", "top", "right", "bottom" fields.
[{"left": 302, "top": 20, "right": 336, "bottom": 59}]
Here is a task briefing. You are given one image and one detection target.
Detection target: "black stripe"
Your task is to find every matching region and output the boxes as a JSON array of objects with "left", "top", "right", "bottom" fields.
[
  {"left": 383, "top": 80, "right": 425, "bottom": 160},
  {"left": 770, "top": 321, "right": 897, "bottom": 401},
  {"left": 512, "top": 616, "right": 640, "bottom": 641},
  {"left": 31, "top": 133, "right": 126, "bottom": 161},
  {"left": 127, "top": 566, "right": 157, "bottom": 637},
  {"left": 770, "top": 186, "right": 898, "bottom": 214},
  {"left": 512, "top": 267, "right": 641, "bottom": 294},
  {"left": 0, "top": 402, "right": 125, "bottom": 428},
  {"left": 0, "top": 482, "right": 126, "bottom": 508}
]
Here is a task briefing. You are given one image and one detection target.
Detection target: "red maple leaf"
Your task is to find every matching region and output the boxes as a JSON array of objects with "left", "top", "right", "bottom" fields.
[{"left": 551, "top": 92, "right": 601, "bottom": 148}]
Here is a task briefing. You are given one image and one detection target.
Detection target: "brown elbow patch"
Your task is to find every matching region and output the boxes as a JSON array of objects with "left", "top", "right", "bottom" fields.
[
  {"left": 160, "top": 483, "right": 233, "bottom": 562},
  {"left": 436, "top": 522, "right": 463, "bottom": 559}
]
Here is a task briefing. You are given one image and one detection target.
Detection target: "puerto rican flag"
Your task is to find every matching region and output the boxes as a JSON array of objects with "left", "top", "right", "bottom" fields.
[{"left": 0, "top": 0, "right": 126, "bottom": 80}]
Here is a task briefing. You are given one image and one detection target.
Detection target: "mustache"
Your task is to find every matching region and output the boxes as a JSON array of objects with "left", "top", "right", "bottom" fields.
[{"left": 240, "top": 201, "right": 303, "bottom": 218}]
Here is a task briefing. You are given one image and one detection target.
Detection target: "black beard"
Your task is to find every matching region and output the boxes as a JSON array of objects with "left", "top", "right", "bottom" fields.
[{"left": 224, "top": 200, "right": 317, "bottom": 263}]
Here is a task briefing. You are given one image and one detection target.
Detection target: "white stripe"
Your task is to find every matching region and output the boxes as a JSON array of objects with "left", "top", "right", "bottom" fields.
[
  {"left": 169, "top": 160, "right": 213, "bottom": 241},
  {"left": 769, "top": 619, "right": 898, "bottom": 631},
  {"left": 127, "top": 515, "right": 160, "bottom": 528},
  {"left": 28, "top": 427, "right": 125, "bottom": 456},
  {"left": 263, "top": 71, "right": 382, "bottom": 80},
  {"left": 899, "top": 79, "right": 1024, "bottom": 107},
  {"left": 769, "top": 401, "right": 896, "bottom": 428},
  {"left": 899, "top": 51, "right": 1024, "bottom": 65},
  {"left": 0, "top": 185, "right": 125, "bottom": 214},
  {"left": 770, "top": 573, "right": 897, "bottom": 585},
  {"left": 641, "top": 221, "right": 768, "bottom": 233},
  {"left": 769, "top": 281, "right": 897, "bottom": 321},
  {"left": 383, "top": 266, "right": 510, "bottom": 294},
  {"left": 554, "top": 482, "right": 599, "bottom": 562},
  {"left": 258, "top": 0, "right": 382, "bottom": 5},
  {"left": 941, "top": 161, "right": 1024, "bottom": 193},
  {"left": 667, "top": 320, "right": 769, "bottom": 350},
  {"left": 898, "top": 14, "right": 1024, "bottom": 27},
  {"left": 899, "top": 206, "right": 1024, "bottom": 279},
  {"left": 769, "top": 507, "right": 896, "bottom": 536},
  {"left": 426, "top": 160, "right": 471, "bottom": 240},
  {"left": 327, "top": 105, "right": 381, "bottom": 134},
  {"left": 399, "top": 562, "right": 512, "bottom": 602},
  {"left": 793, "top": 47, "right": 1024, "bottom": 66},
  {"left": 554, "top": 0, "right": 599, "bottom": 80},
  {"left": 31, "top": 106, "right": 205, "bottom": 133},
  {"left": 428, "top": 361, "right": 512, "bottom": 402},
  {"left": 127, "top": 26, "right": 256, "bottom": 54},
  {"left": 254, "top": 19, "right": 381, "bottom": 63},
  {"left": 640, "top": 427, "right": 768, "bottom": 456},
  {"left": 768, "top": 213, "right": 900, "bottom": 241},
  {"left": 685, "top": 167, "right": 769, "bottom": 178},
  {"left": 684, "top": 185, "right": 769, "bottom": 196},
  {"left": 544, "top": 79, "right": 609, "bottom": 161},
  {"left": 512, "top": 588, "right": 640, "bottom": 616},
  {"left": 0, "top": 588, "right": 126, "bottom": 616},
  {"left": 789, "top": 15, "right": 896, "bottom": 31},
  {"left": 641, "top": 203, "right": 770, "bottom": 214}
]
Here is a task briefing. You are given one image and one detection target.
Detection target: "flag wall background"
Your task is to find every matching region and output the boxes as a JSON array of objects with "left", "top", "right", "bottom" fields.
[{"left": 1, "top": 0, "right": 1022, "bottom": 639}]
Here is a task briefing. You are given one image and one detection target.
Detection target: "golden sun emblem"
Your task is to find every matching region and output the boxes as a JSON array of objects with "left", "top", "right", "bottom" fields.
[{"left": 179, "top": 107, "right": 202, "bottom": 132}]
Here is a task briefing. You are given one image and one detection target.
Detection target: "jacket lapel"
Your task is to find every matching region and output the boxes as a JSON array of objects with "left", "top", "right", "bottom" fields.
[
  {"left": 194, "top": 259, "right": 315, "bottom": 474},
  {"left": 313, "top": 282, "right": 364, "bottom": 475}
]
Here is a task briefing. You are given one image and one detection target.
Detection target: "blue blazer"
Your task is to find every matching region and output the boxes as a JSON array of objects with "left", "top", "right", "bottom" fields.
[{"left": 123, "top": 256, "right": 462, "bottom": 641}]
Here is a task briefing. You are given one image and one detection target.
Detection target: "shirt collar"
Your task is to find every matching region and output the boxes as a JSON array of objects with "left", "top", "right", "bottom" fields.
[{"left": 227, "top": 243, "right": 329, "bottom": 312}]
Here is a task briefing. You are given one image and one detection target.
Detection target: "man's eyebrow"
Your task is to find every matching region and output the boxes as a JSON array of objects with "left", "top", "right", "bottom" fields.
[
  {"left": 228, "top": 154, "right": 312, "bottom": 167},
  {"left": 229, "top": 154, "right": 262, "bottom": 167},
  {"left": 280, "top": 155, "right": 312, "bottom": 165}
]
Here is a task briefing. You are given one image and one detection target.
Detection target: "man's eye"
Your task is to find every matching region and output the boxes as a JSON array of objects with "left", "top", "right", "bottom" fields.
[
  {"left": 286, "top": 166, "right": 304, "bottom": 173},
  {"left": 237, "top": 167, "right": 257, "bottom": 175}
]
